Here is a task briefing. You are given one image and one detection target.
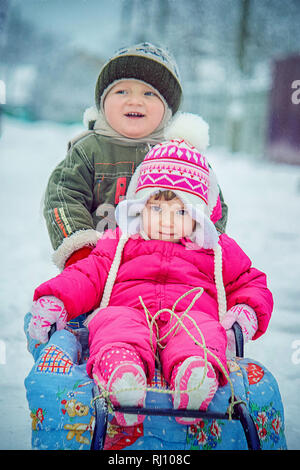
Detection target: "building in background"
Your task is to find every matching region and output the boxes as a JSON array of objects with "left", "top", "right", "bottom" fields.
[{"left": 266, "top": 55, "right": 300, "bottom": 165}]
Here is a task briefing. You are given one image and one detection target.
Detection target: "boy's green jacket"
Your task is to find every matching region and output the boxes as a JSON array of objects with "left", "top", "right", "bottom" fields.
[{"left": 44, "top": 130, "right": 228, "bottom": 269}]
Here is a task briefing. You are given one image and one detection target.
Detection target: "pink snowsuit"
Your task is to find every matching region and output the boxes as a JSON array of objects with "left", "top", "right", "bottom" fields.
[{"left": 34, "top": 228, "right": 273, "bottom": 386}]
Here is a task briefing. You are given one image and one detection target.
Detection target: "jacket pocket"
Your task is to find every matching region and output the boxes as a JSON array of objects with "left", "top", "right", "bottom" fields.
[
  {"left": 94, "top": 174, "right": 129, "bottom": 207},
  {"left": 114, "top": 177, "right": 127, "bottom": 204}
]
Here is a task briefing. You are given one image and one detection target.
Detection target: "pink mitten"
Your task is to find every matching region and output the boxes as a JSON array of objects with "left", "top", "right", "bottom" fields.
[
  {"left": 221, "top": 304, "right": 258, "bottom": 357},
  {"left": 29, "top": 296, "right": 68, "bottom": 343}
]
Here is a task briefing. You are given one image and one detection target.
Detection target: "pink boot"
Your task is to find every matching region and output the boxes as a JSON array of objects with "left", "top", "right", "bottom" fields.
[
  {"left": 171, "top": 356, "right": 218, "bottom": 425},
  {"left": 93, "top": 347, "right": 147, "bottom": 427}
]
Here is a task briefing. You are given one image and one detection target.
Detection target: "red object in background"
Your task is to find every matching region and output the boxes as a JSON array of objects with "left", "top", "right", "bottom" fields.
[{"left": 266, "top": 54, "right": 300, "bottom": 165}]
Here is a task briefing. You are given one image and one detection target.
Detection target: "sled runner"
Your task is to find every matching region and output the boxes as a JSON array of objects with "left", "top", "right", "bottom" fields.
[{"left": 24, "top": 312, "right": 287, "bottom": 451}]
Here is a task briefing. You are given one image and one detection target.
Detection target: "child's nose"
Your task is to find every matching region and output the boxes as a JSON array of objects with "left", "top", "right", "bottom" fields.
[
  {"left": 127, "top": 93, "right": 143, "bottom": 105},
  {"left": 161, "top": 211, "right": 174, "bottom": 227}
]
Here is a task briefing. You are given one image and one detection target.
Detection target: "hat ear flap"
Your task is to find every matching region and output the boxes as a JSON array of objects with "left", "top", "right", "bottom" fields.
[
  {"left": 206, "top": 167, "right": 220, "bottom": 218},
  {"left": 126, "top": 163, "right": 143, "bottom": 199},
  {"left": 83, "top": 106, "right": 100, "bottom": 128},
  {"left": 115, "top": 199, "right": 145, "bottom": 235},
  {"left": 190, "top": 215, "right": 219, "bottom": 250}
]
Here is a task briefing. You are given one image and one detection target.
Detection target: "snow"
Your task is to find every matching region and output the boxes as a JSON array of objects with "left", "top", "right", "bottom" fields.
[{"left": 0, "top": 116, "right": 300, "bottom": 450}]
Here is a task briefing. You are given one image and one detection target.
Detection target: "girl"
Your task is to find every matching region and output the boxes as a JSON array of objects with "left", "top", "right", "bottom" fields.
[
  {"left": 29, "top": 120, "right": 273, "bottom": 427},
  {"left": 42, "top": 42, "right": 228, "bottom": 270}
]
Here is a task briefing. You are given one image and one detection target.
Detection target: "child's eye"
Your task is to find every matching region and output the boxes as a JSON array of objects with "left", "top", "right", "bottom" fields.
[
  {"left": 177, "top": 209, "right": 187, "bottom": 216},
  {"left": 150, "top": 205, "right": 161, "bottom": 212},
  {"left": 144, "top": 91, "right": 156, "bottom": 97},
  {"left": 116, "top": 89, "right": 127, "bottom": 95}
]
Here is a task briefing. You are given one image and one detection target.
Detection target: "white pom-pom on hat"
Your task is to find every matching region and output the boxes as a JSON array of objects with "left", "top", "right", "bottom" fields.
[
  {"left": 163, "top": 111, "right": 218, "bottom": 220},
  {"left": 164, "top": 112, "right": 210, "bottom": 153}
]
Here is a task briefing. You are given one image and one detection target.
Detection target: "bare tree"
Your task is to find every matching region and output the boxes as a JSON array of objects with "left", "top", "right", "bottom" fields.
[{"left": 237, "top": 0, "right": 250, "bottom": 74}]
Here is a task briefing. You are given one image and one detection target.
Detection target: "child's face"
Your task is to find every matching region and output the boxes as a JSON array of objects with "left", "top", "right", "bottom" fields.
[
  {"left": 142, "top": 195, "right": 196, "bottom": 243},
  {"left": 103, "top": 80, "right": 165, "bottom": 138}
]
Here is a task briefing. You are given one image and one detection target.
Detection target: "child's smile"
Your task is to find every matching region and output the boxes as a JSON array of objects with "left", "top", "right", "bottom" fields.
[{"left": 125, "top": 112, "right": 145, "bottom": 118}]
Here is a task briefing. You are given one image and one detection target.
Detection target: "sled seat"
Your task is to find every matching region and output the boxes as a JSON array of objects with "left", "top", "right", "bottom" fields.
[{"left": 24, "top": 313, "right": 287, "bottom": 451}]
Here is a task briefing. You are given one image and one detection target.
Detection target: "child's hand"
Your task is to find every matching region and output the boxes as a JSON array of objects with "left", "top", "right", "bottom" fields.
[
  {"left": 28, "top": 296, "right": 68, "bottom": 343},
  {"left": 221, "top": 304, "right": 258, "bottom": 357}
]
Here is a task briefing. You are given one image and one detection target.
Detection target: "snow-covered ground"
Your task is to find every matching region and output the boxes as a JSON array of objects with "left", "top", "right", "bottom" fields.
[{"left": 0, "top": 116, "right": 299, "bottom": 450}]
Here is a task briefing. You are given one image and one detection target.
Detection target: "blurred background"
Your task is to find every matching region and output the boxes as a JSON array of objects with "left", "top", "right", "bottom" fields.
[{"left": 1, "top": 0, "right": 300, "bottom": 163}]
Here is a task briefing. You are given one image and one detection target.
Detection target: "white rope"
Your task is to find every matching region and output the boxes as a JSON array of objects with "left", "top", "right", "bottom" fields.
[
  {"left": 213, "top": 242, "right": 227, "bottom": 321},
  {"left": 99, "top": 234, "right": 130, "bottom": 309}
]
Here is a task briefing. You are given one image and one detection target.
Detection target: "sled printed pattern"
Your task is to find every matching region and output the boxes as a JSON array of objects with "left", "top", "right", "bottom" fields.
[
  {"left": 36, "top": 345, "right": 73, "bottom": 375},
  {"left": 247, "top": 363, "right": 264, "bottom": 384},
  {"left": 24, "top": 313, "right": 287, "bottom": 450}
]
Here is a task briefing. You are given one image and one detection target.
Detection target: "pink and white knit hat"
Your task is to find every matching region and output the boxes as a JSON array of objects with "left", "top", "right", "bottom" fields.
[
  {"left": 136, "top": 139, "right": 210, "bottom": 202},
  {"left": 116, "top": 113, "right": 220, "bottom": 249}
]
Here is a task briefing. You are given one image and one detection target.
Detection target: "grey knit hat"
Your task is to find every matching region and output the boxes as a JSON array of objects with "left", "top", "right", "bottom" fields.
[{"left": 95, "top": 42, "right": 182, "bottom": 115}]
